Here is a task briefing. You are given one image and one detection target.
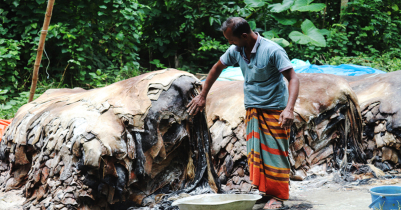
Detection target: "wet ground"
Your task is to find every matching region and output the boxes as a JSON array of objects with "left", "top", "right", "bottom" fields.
[
  {"left": 253, "top": 173, "right": 401, "bottom": 210},
  {"left": 1, "top": 173, "right": 401, "bottom": 209},
  {"left": 0, "top": 189, "right": 24, "bottom": 210}
]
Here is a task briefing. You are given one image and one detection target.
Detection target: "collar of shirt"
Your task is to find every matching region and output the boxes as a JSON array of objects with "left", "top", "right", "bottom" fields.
[
  {"left": 234, "top": 32, "right": 261, "bottom": 64},
  {"left": 234, "top": 32, "right": 262, "bottom": 54}
]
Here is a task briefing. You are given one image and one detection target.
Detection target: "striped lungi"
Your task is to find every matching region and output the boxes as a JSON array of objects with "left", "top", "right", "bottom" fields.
[{"left": 246, "top": 108, "right": 291, "bottom": 201}]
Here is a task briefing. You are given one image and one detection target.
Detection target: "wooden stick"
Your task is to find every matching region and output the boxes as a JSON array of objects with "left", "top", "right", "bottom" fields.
[{"left": 28, "top": 0, "right": 55, "bottom": 102}]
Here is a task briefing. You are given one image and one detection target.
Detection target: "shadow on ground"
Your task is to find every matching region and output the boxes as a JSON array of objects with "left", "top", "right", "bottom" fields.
[{"left": 253, "top": 196, "right": 313, "bottom": 210}]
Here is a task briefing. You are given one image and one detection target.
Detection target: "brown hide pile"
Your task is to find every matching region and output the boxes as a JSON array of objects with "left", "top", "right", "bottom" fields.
[
  {"left": 344, "top": 71, "right": 401, "bottom": 172},
  {"left": 0, "top": 69, "right": 219, "bottom": 210},
  {"left": 206, "top": 73, "right": 365, "bottom": 192}
]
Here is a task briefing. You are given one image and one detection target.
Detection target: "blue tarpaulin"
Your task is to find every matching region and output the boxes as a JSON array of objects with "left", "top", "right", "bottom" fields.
[
  {"left": 293, "top": 64, "right": 386, "bottom": 76},
  {"left": 216, "top": 66, "right": 244, "bottom": 81},
  {"left": 213, "top": 59, "right": 386, "bottom": 81}
]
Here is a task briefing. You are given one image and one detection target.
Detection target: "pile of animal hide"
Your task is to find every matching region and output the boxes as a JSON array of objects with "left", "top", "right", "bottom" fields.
[
  {"left": 344, "top": 71, "right": 401, "bottom": 172},
  {"left": 0, "top": 69, "right": 219, "bottom": 210},
  {"left": 205, "top": 73, "right": 365, "bottom": 192}
]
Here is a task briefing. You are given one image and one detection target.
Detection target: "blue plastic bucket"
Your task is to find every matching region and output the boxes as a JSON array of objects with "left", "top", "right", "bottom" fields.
[{"left": 369, "top": 186, "right": 401, "bottom": 209}]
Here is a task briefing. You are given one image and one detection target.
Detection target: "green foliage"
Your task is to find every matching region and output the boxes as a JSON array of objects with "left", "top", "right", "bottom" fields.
[
  {"left": 328, "top": 49, "right": 401, "bottom": 72},
  {"left": 0, "top": 91, "right": 40, "bottom": 119},
  {"left": 248, "top": 0, "right": 328, "bottom": 49},
  {"left": 290, "top": 0, "right": 326, "bottom": 12},
  {"left": 149, "top": 59, "right": 167, "bottom": 69},
  {"left": 0, "top": 39, "right": 23, "bottom": 94},
  {"left": 271, "top": 14, "right": 297, "bottom": 26},
  {"left": 196, "top": 33, "right": 229, "bottom": 52},
  {"left": 269, "top": 0, "right": 294, "bottom": 13},
  {"left": 287, "top": 26, "right": 349, "bottom": 61},
  {"left": 271, "top": 38, "right": 290, "bottom": 48},
  {"left": 138, "top": 0, "right": 252, "bottom": 72},
  {"left": 244, "top": 0, "right": 267, "bottom": 8},
  {"left": 342, "top": 0, "right": 401, "bottom": 54},
  {"left": 1, "top": 0, "right": 401, "bottom": 119},
  {"left": 1, "top": 0, "right": 145, "bottom": 97},
  {"left": 289, "top": 19, "right": 326, "bottom": 47}
]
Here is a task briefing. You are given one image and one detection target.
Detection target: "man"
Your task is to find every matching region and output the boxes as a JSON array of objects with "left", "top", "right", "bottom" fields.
[{"left": 187, "top": 17, "right": 299, "bottom": 209}]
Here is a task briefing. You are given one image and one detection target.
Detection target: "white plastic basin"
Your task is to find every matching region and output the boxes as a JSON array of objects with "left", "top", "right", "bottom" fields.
[{"left": 171, "top": 194, "right": 262, "bottom": 210}]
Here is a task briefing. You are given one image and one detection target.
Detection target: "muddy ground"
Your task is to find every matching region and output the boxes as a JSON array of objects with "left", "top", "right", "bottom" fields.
[{"left": 1, "top": 173, "right": 399, "bottom": 210}]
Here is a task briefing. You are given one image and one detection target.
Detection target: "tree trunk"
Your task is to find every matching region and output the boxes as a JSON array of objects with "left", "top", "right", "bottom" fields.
[
  {"left": 29, "top": 0, "right": 55, "bottom": 102},
  {"left": 175, "top": 51, "right": 180, "bottom": 68},
  {"left": 340, "top": 0, "right": 348, "bottom": 22},
  {"left": 322, "top": 0, "right": 327, "bottom": 28},
  {"left": 341, "top": 0, "right": 348, "bottom": 10}
]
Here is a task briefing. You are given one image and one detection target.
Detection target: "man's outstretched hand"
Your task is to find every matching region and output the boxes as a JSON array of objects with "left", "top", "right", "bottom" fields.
[
  {"left": 278, "top": 108, "right": 294, "bottom": 129},
  {"left": 186, "top": 94, "right": 206, "bottom": 116}
]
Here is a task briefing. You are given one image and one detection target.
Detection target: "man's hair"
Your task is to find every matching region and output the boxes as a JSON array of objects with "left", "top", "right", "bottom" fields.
[{"left": 220, "top": 17, "right": 251, "bottom": 38}]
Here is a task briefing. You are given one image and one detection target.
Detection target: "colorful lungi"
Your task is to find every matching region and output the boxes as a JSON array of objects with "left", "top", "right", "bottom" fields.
[{"left": 246, "top": 108, "right": 291, "bottom": 201}]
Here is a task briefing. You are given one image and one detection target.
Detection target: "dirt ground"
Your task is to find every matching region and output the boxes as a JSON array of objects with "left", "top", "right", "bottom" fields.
[
  {"left": 253, "top": 173, "right": 401, "bottom": 210},
  {"left": 0, "top": 173, "right": 400, "bottom": 210},
  {"left": 0, "top": 189, "right": 24, "bottom": 210}
]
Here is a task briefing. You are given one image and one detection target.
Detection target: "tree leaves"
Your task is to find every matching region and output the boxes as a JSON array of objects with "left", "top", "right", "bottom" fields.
[
  {"left": 289, "top": 31, "right": 309, "bottom": 44},
  {"left": 209, "top": 16, "right": 221, "bottom": 26},
  {"left": 268, "top": 0, "right": 294, "bottom": 13},
  {"left": 30, "top": 23, "right": 37, "bottom": 29},
  {"left": 12, "top": 1, "right": 19, "bottom": 7},
  {"left": 290, "top": 0, "right": 326, "bottom": 12},
  {"left": 271, "top": 14, "right": 297, "bottom": 25},
  {"left": 35, "top": 0, "right": 45, "bottom": 5},
  {"left": 262, "top": 30, "right": 279, "bottom": 39},
  {"left": 245, "top": 0, "right": 266, "bottom": 8},
  {"left": 115, "top": 32, "right": 125, "bottom": 41},
  {"left": 271, "top": 38, "right": 290, "bottom": 47},
  {"left": 209, "top": 17, "right": 214, "bottom": 26},
  {"left": 248, "top": 20, "right": 256, "bottom": 30},
  {"left": 319, "top": 29, "right": 330, "bottom": 36},
  {"left": 289, "top": 19, "right": 326, "bottom": 47},
  {"left": 262, "top": 30, "right": 289, "bottom": 48}
]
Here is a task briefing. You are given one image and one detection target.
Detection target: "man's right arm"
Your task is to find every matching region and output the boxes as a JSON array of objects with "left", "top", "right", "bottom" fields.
[{"left": 187, "top": 60, "right": 227, "bottom": 115}]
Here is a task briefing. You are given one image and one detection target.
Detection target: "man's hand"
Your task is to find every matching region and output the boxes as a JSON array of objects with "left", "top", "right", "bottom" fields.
[
  {"left": 278, "top": 108, "right": 294, "bottom": 129},
  {"left": 280, "top": 68, "right": 299, "bottom": 130},
  {"left": 186, "top": 94, "right": 206, "bottom": 116},
  {"left": 186, "top": 60, "right": 226, "bottom": 116}
]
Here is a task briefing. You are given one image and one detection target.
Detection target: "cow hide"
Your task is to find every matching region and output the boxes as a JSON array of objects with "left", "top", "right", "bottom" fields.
[
  {"left": 344, "top": 71, "right": 401, "bottom": 172},
  {"left": 0, "top": 69, "right": 219, "bottom": 210},
  {"left": 205, "top": 73, "right": 364, "bottom": 192}
]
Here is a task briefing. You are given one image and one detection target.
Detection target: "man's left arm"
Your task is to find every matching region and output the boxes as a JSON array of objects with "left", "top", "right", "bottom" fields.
[{"left": 280, "top": 68, "right": 299, "bottom": 129}]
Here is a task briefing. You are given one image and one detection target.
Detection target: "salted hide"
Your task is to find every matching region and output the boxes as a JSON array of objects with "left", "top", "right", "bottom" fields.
[
  {"left": 205, "top": 73, "right": 364, "bottom": 192},
  {"left": 344, "top": 71, "right": 401, "bottom": 171},
  {"left": 0, "top": 69, "right": 219, "bottom": 209}
]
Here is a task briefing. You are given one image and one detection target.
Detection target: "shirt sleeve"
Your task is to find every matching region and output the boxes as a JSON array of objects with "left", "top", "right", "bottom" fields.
[
  {"left": 220, "top": 45, "right": 238, "bottom": 66},
  {"left": 271, "top": 48, "right": 293, "bottom": 72}
]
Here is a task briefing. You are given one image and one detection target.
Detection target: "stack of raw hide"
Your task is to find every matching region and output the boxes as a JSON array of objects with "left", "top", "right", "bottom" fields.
[
  {"left": 0, "top": 69, "right": 219, "bottom": 209},
  {"left": 205, "top": 73, "right": 364, "bottom": 192},
  {"left": 344, "top": 71, "right": 401, "bottom": 171}
]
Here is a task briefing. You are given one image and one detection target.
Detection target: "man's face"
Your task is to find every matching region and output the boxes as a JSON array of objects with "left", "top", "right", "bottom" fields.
[{"left": 223, "top": 27, "right": 247, "bottom": 47}]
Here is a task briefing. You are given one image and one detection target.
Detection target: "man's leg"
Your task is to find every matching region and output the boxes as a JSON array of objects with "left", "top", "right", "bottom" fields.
[
  {"left": 264, "top": 198, "right": 283, "bottom": 209},
  {"left": 246, "top": 108, "right": 291, "bottom": 209}
]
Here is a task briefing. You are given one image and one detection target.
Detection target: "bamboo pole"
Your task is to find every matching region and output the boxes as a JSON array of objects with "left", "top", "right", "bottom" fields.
[{"left": 28, "top": 0, "right": 55, "bottom": 102}]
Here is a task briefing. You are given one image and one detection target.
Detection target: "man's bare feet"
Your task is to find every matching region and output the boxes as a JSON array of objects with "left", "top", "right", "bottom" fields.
[{"left": 263, "top": 198, "right": 284, "bottom": 209}]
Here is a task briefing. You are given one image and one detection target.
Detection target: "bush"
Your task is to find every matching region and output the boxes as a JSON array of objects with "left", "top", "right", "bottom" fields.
[
  {"left": 1, "top": 0, "right": 145, "bottom": 95},
  {"left": 328, "top": 49, "right": 401, "bottom": 72},
  {"left": 1, "top": 0, "right": 401, "bottom": 119}
]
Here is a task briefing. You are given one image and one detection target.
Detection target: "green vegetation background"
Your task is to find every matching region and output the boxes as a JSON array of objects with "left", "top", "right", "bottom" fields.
[{"left": 1, "top": 0, "right": 401, "bottom": 118}]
